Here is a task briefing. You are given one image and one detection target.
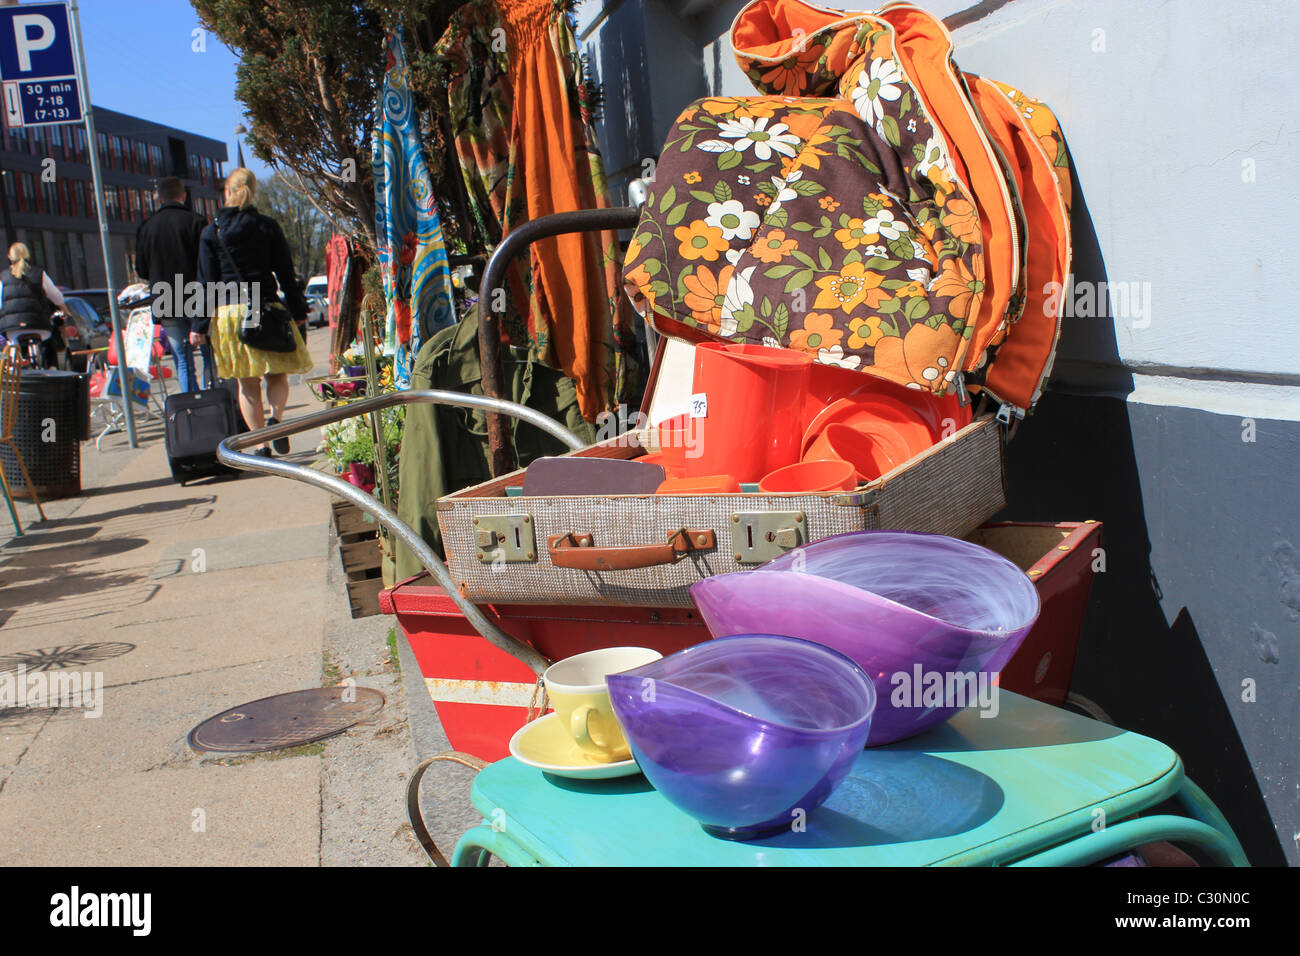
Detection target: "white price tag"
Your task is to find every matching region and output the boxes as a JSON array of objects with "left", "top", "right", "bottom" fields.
[{"left": 689, "top": 393, "right": 708, "bottom": 418}]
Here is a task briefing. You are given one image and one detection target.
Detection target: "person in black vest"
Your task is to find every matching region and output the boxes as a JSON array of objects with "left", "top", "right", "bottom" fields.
[
  {"left": 0, "top": 242, "right": 66, "bottom": 367},
  {"left": 136, "top": 177, "right": 211, "bottom": 392}
]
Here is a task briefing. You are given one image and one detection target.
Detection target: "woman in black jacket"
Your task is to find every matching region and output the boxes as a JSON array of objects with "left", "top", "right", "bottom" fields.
[{"left": 197, "top": 168, "right": 312, "bottom": 457}]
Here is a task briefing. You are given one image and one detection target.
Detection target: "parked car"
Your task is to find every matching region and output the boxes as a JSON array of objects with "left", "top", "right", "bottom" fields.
[
  {"left": 304, "top": 275, "right": 328, "bottom": 305},
  {"left": 63, "top": 288, "right": 113, "bottom": 324},
  {"left": 54, "top": 296, "right": 111, "bottom": 372},
  {"left": 305, "top": 293, "right": 327, "bottom": 328}
]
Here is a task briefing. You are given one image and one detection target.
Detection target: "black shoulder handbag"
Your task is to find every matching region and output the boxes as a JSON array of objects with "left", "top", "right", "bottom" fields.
[{"left": 212, "top": 218, "right": 298, "bottom": 354}]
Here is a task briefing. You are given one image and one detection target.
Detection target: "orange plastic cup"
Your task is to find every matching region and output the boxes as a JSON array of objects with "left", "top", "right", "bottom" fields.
[
  {"left": 803, "top": 423, "right": 892, "bottom": 482},
  {"left": 656, "top": 474, "right": 742, "bottom": 495},
  {"left": 655, "top": 414, "right": 695, "bottom": 477},
  {"left": 689, "top": 343, "right": 812, "bottom": 482},
  {"left": 758, "top": 459, "right": 857, "bottom": 494}
]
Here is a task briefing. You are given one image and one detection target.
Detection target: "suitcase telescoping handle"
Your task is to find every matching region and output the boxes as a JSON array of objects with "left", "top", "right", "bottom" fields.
[
  {"left": 217, "top": 390, "right": 586, "bottom": 677},
  {"left": 547, "top": 529, "right": 717, "bottom": 571}
]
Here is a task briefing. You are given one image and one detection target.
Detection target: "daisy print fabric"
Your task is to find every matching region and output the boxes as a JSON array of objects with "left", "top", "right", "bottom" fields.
[{"left": 623, "top": 0, "right": 988, "bottom": 395}]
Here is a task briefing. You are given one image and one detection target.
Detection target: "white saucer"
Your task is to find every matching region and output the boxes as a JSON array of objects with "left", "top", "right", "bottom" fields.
[{"left": 509, "top": 712, "right": 642, "bottom": 780}]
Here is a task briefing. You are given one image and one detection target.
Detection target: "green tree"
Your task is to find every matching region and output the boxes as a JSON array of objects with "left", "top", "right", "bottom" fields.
[
  {"left": 191, "top": 0, "right": 480, "bottom": 258},
  {"left": 260, "top": 171, "right": 328, "bottom": 279},
  {"left": 192, "top": 0, "right": 385, "bottom": 251}
]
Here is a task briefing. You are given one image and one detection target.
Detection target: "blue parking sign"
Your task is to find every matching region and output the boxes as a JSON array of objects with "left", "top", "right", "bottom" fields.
[{"left": 0, "top": 1, "right": 82, "bottom": 127}]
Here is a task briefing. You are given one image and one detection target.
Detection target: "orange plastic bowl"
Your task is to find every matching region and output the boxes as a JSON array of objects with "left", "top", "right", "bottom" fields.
[
  {"left": 758, "top": 459, "right": 857, "bottom": 494},
  {"left": 802, "top": 422, "right": 898, "bottom": 482}
]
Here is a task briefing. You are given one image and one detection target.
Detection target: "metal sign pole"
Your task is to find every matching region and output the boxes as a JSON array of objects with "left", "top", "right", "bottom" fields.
[{"left": 67, "top": 0, "right": 135, "bottom": 446}]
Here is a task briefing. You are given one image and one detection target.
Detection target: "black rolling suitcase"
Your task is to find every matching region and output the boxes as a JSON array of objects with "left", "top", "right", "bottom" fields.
[{"left": 164, "top": 383, "right": 245, "bottom": 485}]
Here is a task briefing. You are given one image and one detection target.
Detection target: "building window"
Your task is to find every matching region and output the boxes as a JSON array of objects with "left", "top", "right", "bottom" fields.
[
  {"left": 111, "top": 135, "right": 123, "bottom": 169},
  {"left": 74, "top": 127, "right": 87, "bottom": 162},
  {"left": 128, "top": 188, "right": 141, "bottom": 219},
  {"left": 42, "top": 179, "right": 57, "bottom": 215},
  {"left": 150, "top": 144, "right": 163, "bottom": 176},
  {"left": 135, "top": 140, "right": 148, "bottom": 174},
  {"left": 49, "top": 125, "right": 62, "bottom": 153},
  {"left": 103, "top": 186, "right": 117, "bottom": 219},
  {"left": 31, "top": 126, "right": 43, "bottom": 155},
  {"left": 20, "top": 172, "right": 36, "bottom": 213},
  {"left": 4, "top": 171, "right": 15, "bottom": 205},
  {"left": 22, "top": 232, "right": 45, "bottom": 268},
  {"left": 53, "top": 234, "right": 72, "bottom": 284},
  {"left": 97, "top": 132, "right": 108, "bottom": 166}
]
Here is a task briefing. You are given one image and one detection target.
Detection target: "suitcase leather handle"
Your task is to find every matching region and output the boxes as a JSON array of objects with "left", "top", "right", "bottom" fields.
[{"left": 547, "top": 529, "right": 716, "bottom": 571}]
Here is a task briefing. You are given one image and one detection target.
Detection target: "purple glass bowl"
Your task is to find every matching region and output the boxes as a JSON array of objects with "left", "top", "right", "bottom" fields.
[
  {"left": 690, "top": 531, "right": 1041, "bottom": 746},
  {"left": 606, "top": 634, "right": 875, "bottom": 840}
]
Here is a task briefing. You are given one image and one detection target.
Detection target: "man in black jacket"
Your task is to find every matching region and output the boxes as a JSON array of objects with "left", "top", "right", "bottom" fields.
[{"left": 135, "top": 178, "right": 211, "bottom": 392}]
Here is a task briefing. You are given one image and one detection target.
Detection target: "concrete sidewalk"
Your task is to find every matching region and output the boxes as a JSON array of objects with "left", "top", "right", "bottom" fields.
[{"left": 0, "top": 334, "right": 427, "bottom": 866}]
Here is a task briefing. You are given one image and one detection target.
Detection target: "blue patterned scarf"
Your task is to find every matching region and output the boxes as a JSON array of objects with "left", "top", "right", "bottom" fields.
[{"left": 373, "top": 25, "right": 457, "bottom": 388}]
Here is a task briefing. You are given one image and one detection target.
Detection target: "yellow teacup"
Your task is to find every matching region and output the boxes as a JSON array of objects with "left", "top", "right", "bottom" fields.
[{"left": 544, "top": 647, "right": 663, "bottom": 762}]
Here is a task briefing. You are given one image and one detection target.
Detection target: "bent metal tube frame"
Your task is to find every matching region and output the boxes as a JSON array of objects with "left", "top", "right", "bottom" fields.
[
  {"left": 218, "top": 388, "right": 585, "bottom": 677},
  {"left": 219, "top": 206, "right": 643, "bottom": 865},
  {"left": 218, "top": 389, "right": 587, "bottom": 866}
]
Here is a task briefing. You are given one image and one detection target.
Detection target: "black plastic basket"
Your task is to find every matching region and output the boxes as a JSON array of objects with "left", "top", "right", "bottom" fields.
[{"left": 0, "top": 370, "right": 90, "bottom": 500}]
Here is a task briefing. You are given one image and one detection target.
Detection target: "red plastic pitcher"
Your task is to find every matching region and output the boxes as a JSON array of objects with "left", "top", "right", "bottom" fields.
[{"left": 688, "top": 343, "right": 812, "bottom": 482}]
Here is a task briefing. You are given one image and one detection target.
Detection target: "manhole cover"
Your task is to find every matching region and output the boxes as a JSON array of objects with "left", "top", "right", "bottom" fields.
[{"left": 188, "top": 687, "right": 385, "bottom": 754}]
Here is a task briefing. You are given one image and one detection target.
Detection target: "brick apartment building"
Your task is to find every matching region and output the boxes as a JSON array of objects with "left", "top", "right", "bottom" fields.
[{"left": 0, "top": 105, "right": 227, "bottom": 288}]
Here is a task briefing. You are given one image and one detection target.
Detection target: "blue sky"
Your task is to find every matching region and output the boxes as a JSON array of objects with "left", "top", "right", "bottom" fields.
[{"left": 76, "top": 0, "right": 271, "bottom": 179}]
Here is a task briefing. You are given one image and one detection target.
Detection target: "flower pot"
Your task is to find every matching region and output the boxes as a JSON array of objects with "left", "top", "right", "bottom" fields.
[{"left": 345, "top": 462, "right": 375, "bottom": 492}]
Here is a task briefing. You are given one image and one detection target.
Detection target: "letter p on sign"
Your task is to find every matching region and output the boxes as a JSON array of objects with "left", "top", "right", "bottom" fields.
[{"left": 14, "top": 15, "right": 55, "bottom": 72}]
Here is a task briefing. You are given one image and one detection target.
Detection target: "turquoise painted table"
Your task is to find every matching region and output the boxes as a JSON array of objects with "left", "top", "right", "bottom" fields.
[{"left": 451, "top": 692, "right": 1248, "bottom": 866}]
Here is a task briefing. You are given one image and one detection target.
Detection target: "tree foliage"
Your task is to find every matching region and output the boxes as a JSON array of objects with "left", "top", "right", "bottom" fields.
[
  {"left": 191, "top": 0, "right": 478, "bottom": 260},
  {"left": 192, "top": 0, "right": 386, "bottom": 251},
  {"left": 260, "top": 171, "right": 329, "bottom": 280}
]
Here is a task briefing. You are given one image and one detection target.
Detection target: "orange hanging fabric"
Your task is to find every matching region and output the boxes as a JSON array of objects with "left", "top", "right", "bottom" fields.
[{"left": 438, "top": 0, "right": 638, "bottom": 423}]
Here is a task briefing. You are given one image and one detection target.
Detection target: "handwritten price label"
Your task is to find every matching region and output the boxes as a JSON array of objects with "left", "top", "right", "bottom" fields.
[{"left": 690, "top": 393, "right": 708, "bottom": 418}]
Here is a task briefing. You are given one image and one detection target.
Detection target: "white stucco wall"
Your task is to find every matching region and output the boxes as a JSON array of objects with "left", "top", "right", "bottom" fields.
[{"left": 581, "top": 0, "right": 1300, "bottom": 419}]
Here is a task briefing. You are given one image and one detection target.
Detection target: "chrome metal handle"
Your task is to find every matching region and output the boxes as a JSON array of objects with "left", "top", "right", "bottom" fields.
[{"left": 217, "top": 389, "right": 586, "bottom": 676}]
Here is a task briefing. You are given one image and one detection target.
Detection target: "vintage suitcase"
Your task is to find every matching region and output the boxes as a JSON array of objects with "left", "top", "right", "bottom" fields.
[{"left": 434, "top": 404, "right": 1005, "bottom": 608}]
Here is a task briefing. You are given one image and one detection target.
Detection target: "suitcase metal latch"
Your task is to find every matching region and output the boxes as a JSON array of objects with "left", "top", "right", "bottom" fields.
[
  {"left": 472, "top": 514, "right": 537, "bottom": 563},
  {"left": 730, "top": 512, "right": 806, "bottom": 564}
]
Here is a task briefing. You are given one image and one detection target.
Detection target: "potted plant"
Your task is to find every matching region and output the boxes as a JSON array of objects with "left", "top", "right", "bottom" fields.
[{"left": 317, "top": 406, "right": 403, "bottom": 498}]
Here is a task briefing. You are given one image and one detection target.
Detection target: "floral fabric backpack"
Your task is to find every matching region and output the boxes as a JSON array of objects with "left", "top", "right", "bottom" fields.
[{"left": 623, "top": 0, "right": 1071, "bottom": 416}]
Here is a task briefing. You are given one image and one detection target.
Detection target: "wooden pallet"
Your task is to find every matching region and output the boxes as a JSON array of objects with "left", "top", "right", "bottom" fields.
[{"left": 331, "top": 499, "right": 384, "bottom": 618}]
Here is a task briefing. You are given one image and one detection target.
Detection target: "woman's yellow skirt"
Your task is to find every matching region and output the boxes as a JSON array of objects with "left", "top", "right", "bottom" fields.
[{"left": 209, "top": 303, "right": 314, "bottom": 379}]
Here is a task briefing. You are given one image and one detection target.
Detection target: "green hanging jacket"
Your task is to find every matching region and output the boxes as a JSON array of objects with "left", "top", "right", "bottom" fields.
[{"left": 392, "top": 304, "right": 597, "bottom": 582}]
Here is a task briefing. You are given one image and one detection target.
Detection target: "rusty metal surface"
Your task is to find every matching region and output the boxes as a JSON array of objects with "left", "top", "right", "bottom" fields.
[{"left": 187, "top": 687, "right": 386, "bottom": 754}]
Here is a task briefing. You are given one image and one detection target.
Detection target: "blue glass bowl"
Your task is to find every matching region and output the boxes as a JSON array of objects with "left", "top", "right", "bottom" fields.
[{"left": 606, "top": 634, "right": 876, "bottom": 840}]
